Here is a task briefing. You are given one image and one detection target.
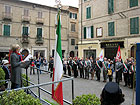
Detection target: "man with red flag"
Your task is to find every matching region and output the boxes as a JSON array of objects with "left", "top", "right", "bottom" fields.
[{"left": 116, "top": 45, "right": 121, "bottom": 60}]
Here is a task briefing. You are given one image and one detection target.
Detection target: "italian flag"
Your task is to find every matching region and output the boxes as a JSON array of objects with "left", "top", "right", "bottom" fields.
[{"left": 52, "top": 10, "right": 63, "bottom": 105}]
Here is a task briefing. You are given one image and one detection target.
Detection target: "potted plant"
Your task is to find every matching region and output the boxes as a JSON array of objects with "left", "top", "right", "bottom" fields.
[
  {"left": 72, "top": 94, "right": 101, "bottom": 105},
  {"left": 0, "top": 90, "right": 42, "bottom": 105},
  {"left": 0, "top": 67, "right": 5, "bottom": 91}
]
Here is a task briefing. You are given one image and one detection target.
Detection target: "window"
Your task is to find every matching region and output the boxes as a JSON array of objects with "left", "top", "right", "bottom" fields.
[
  {"left": 71, "top": 39, "right": 75, "bottom": 45},
  {"left": 130, "top": 0, "right": 138, "bottom": 8},
  {"left": 37, "top": 28, "right": 42, "bottom": 38},
  {"left": 5, "top": 5, "right": 11, "bottom": 13},
  {"left": 71, "top": 23, "right": 76, "bottom": 32},
  {"left": 86, "top": 7, "right": 91, "bottom": 19},
  {"left": 130, "top": 17, "right": 139, "bottom": 34},
  {"left": 108, "top": 0, "right": 114, "bottom": 14},
  {"left": 38, "top": 11, "right": 42, "bottom": 18},
  {"left": 84, "top": 0, "right": 87, "bottom": 2},
  {"left": 108, "top": 22, "right": 115, "bottom": 36},
  {"left": 24, "top": 9, "right": 29, "bottom": 16},
  {"left": 69, "top": 12, "right": 77, "bottom": 19},
  {"left": 3, "top": 24, "right": 10, "bottom": 36},
  {"left": 96, "top": 27, "right": 103, "bottom": 37},
  {"left": 22, "top": 26, "right": 29, "bottom": 35},
  {"left": 84, "top": 26, "right": 94, "bottom": 39}
]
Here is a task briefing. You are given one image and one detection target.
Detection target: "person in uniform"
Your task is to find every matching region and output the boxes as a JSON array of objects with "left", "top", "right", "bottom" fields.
[
  {"left": 63, "top": 58, "right": 67, "bottom": 75},
  {"left": 95, "top": 57, "right": 102, "bottom": 81},
  {"left": 123, "top": 60, "right": 129, "bottom": 87},
  {"left": 129, "top": 62, "right": 135, "bottom": 89},
  {"left": 67, "top": 57, "right": 72, "bottom": 76},
  {"left": 79, "top": 58, "right": 84, "bottom": 78},
  {"left": 115, "top": 59, "right": 123, "bottom": 85},
  {"left": 107, "top": 61, "right": 114, "bottom": 82},
  {"left": 72, "top": 58, "right": 78, "bottom": 78},
  {"left": 102, "top": 58, "right": 108, "bottom": 82},
  {"left": 84, "top": 58, "right": 90, "bottom": 79},
  {"left": 48, "top": 57, "right": 54, "bottom": 78},
  {"left": 90, "top": 57, "right": 95, "bottom": 80}
]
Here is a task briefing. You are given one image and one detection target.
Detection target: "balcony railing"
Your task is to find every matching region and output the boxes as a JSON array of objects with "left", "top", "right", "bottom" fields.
[
  {"left": 2, "top": 12, "right": 13, "bottom": 21},
  {"left": 35, "top": 36, "right": 44, "bottom": 44},
  {"left": 22, "top": 15, "right": 31, "bottom": 22},
  {"left": 36, "top": 18, "right": 44, "bottom": 24},
  {"left": 21, "top": 35, "right": 29, "bottom": 43}
]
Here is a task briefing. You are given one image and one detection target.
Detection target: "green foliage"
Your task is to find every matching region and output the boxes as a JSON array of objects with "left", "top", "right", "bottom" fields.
[
  {"left": 22, "top": 74, "right": 30, "bottom": 87},
  {"left": 0, "top": 67, "right": 5, "bottom": 86},
  {"left": 0, "top": 90, "right": 42, "bottom": 105},
  {"left": 72, "top": 94, "right": 101, "bottom": 105}
]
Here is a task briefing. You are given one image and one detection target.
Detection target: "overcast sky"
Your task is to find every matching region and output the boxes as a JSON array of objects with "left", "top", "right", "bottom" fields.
[{"left": 22, "top": 0, "right": 79, "bottom": 7}]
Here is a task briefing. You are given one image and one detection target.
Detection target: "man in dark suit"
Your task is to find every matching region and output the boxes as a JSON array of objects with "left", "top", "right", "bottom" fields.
[{"left": 95, "top": 57, "right": 102, "bottom": 81}]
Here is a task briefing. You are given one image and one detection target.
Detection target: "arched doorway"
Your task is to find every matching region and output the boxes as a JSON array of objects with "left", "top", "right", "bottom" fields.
[
  {"left": 70, "top": 51, "right": 74, "bottom": 57},
  {"left": 131, "top": 46, "right": 135, "bottom": 58}
]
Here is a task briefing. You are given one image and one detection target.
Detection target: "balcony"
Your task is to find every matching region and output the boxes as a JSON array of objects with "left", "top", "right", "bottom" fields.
[
  {"left": 36, "top": 18, "right": 44, "bottom": 25},
  {"left": 35, "top": 36, "right": 44, "bottom": 44},
  {"left": 2, "top": 12, "right": 13, "bottom": 21},
  {"left": 22, "top": 15, "right": 31, "bottom": 23},
  {"left": 21, "top": 35, "right": 29, "bottom": 43}
]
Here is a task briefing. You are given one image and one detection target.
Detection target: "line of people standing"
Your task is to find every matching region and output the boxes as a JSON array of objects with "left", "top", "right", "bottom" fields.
[{"left": 63, "top": 56, "right": 136, "bottom": 88}]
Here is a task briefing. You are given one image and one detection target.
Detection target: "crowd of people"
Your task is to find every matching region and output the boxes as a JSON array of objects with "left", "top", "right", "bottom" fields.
[
  {"left": 28, "top": 55, "right": 136, "bottom": 89},
  {"left": 60, "top": 56, "right": 136, "bottom": 89}
]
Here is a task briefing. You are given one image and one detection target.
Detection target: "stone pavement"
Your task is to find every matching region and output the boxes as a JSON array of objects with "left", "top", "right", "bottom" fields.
[{"left": 23, "top": 67, "right": 136, "bottom": 105}]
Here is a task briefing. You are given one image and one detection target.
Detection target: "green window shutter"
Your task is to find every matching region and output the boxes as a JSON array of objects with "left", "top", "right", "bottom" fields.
[
  {"left": 86, "top": 7, "right": 91, "bottom": 19},
  {"left": 70, "top": 13, "right": 72, "bottom": 18},
  {"left": 75, "top": 14, "right": 77, "bottom": 19},
  {"left": 130, "top": 0, "right": 138, "bottom": 8},
  {"left": 86, "top": 8, "right": 88, "bottom": 19},
  {"left": 130, "top": 17, "right": 139, "bottom": 34},
  {"left": 3, "top": 25, "right": 10, "bottom": 36},
  {"left": 108, "top": 22, "right": 115, "bottom": 36},
  {"left": 91, "top": 26, "right": 94, "bottom": 38},
  {"left": 84, "top": 27, "right": 86, "bottom": 39},
  {"left": 135, "top": 17, "right": 139, "bottom": 34},
  {"left": 89, "top": 7, "right": 91, "bottom": 18},
  {"left": 108, "top": 0, "right": 114, "bottom": 14},
  {"left": 23, "top": 27, "right": 28, "bottom": 35},
  {"left": 37, "top": 28, "right": 42, "bottom": 37}
]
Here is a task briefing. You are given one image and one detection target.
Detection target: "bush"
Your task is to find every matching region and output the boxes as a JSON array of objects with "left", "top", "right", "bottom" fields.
[
  {"left": 22, "top": 74, "right": 30, "bottom": 87},
  {"left": 0, "top": 67, "right": 5, "bottom": 87},
  {"left": 0, "top": 90, "right": 42, "bottom": 105},
  {"left": 72, "top": 94, "right": 101, "bottom": 105}
]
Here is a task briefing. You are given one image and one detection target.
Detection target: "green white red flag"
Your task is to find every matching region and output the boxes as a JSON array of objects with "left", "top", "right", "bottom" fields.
[{"left": 52, "top": 10, "right": 63, "bottom": 105}]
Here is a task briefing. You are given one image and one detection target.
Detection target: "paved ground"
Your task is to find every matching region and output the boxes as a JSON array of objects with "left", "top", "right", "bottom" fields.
[{"left": 23, "top": 67, "right": 136, "bottom": 105}]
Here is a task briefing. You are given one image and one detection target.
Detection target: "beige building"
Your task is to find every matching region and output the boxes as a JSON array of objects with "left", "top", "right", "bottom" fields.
[
  {"left": 0, "top": 0, "right": 78, "bottom": 60},
  {"left": 62, "top": 6, "right": 79, "bottom": 57},
  {"left": 78, "top": 0, "right": 140, "bottom": 60}
]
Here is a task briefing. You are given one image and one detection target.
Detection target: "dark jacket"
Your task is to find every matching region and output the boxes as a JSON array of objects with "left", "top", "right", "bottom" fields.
[{"left": 10, "top": 53, "right": 22, "bottom": 85}]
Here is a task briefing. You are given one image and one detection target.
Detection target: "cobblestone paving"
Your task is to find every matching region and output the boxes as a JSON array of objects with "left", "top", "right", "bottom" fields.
[{"left": 23, "top": 67, "right": 136, "bottom": 105}]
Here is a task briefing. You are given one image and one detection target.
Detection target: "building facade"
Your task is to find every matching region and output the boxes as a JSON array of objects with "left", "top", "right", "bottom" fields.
[
  {"left": 78, "top": 0, "right": 140, "bottom": 60},
  {"left": 0, "top": 0, "right": 78, "bottom": 60},
  {"left": 62, "top": 6, "right": 79, "bottom": 57}
]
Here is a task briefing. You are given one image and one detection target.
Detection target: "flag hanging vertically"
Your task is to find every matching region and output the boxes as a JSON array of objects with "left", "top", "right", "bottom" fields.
[
  {"left": 99, "top": 50, "right": 103, "bottom": 61},
  {"left": 52, "top": 10, "right": 63, "bottom": 105},
  {"left": 116, "top": 45, "right": 121, "bottom": 60}
]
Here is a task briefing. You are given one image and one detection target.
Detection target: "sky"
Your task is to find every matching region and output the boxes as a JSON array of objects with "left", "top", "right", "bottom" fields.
[{"left": 22, "top": 0, "right": 79, "bottom": 7}]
